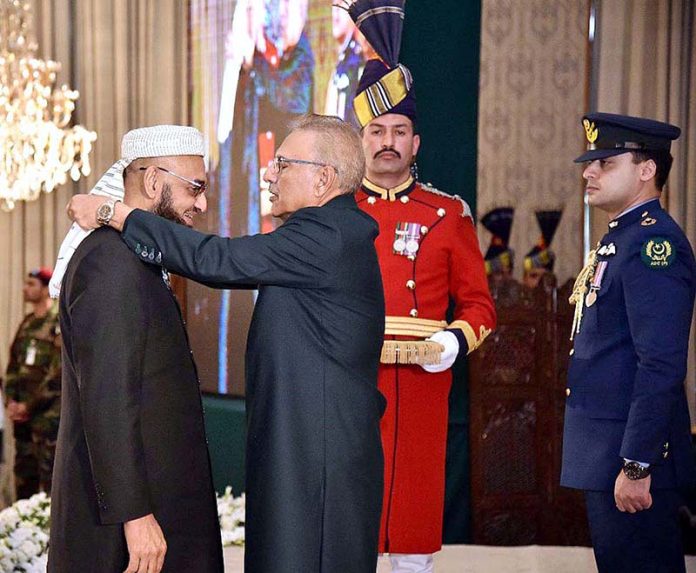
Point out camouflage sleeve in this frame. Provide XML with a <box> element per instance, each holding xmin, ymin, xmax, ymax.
<box><xmin>4</xmin><ymin>321</ymin><xmax>27</xmax><ymax>402</ymax></box>
<box><xmin>25</xmin><ymin>340</ymin><xmax>61</xmax><ymax>416</ymax></box>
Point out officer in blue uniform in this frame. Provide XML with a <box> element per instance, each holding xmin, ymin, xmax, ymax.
<box><xmin>562</xmin><ymin>112</ymin><xmax>696</xmax><ymax>573</ymax></box>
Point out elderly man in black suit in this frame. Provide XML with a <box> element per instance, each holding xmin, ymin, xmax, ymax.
<box><xmin>49</xmin><ymin>126</ymin><xmax>224</xmax><ymax>573</ymax></box>
<box><xmin>69</xmin><ymin>113</ymin><xmax>386</xmax><ymax>573</ymax></box>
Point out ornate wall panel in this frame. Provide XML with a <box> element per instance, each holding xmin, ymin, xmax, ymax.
<box><xmin>477</xmin><ymin>0</ymin><xmax>590</xmax><ymax>285</ymax></box>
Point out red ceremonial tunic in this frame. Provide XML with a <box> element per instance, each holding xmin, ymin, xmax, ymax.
<box><xmin>357</xmin><ymin>178</ymin><xmax>495</xmax><ymax>553</ymax></box>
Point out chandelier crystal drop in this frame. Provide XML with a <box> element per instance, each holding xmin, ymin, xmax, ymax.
<box><xmin>0</xmin><ymin>0</ymin><xmax>96</xmax><ymax>211</ymax></box>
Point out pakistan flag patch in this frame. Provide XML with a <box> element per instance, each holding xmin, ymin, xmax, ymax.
<box><xmin>641</xmin><ymin>237</ymin><xmax>675</xmax><ymax>269</ymax></box>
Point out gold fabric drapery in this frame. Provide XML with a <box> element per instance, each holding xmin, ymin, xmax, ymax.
<box><xmin>0</xmin><ymin>0</ymin><xmax>187</xmax><ymax>504</ymax></box>
<box><xmin>591</xmin><ymin>0</ymin><xmax>696</xmax><ymax>418</ymax></box>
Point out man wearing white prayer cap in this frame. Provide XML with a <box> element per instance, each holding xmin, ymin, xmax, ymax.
<box><xmin>50</xmin><ymin>125</ymin><xmax>209</xmax><ymax>297</ymax></box>
<box><xmin>68</xmin><ymin>114</ymin><xmax>386</xmax><ymax>573</ymax></box>
<box><xmin>48</xmin><ymin>125</ymin><xmax>224</xmax><ymax>573</ymax></box>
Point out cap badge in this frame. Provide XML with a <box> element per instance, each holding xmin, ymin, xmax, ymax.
<box><xmin>583</xmin><ymin>119</ymin><xmax>598</xmax><ymax>144</ymax></box>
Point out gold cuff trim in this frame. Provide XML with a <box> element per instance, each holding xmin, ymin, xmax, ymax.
<box><xmin>449</xmin><ymin>320</ymin><xmax>492</xmax><ymax>354</ymax></box>
<box><xmin>384</xmin><ymin>316</ymin><xmax>447</xmax><ymax>337</ymax></box>
<box><xmin>380</xmin><ymin>340</ymin><xmax>444</xmax><ymax>365</ymax></box>
<box><xmin>353</xmin><ymin>65</ymin><xmax>411</xmax><ymax>128</ymax></box>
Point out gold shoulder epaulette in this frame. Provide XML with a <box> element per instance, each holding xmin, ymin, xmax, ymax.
<box><xmin>421</xmin><ymin>183</ymin><xmax>472</xmax><ymax>218</ymax></box>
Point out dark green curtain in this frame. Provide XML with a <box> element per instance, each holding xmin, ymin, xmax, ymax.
<box><xmin>401</xmin><ymin>0</ymin><xmax>482</xmax><ymax>544</ymax></box>
<box><xmin>203</xmin><ymin>395</ymin><xmax>246</xmax><ymax>495</ymax></box>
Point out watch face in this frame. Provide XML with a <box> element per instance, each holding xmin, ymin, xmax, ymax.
<box><xmin>623</xmin><ymin>462</ymin><xmax>650</xmax><ymax>480</ymax></box>
<box><xmin>97</xmin><ymin>202</ymin><xmax>113</xmax><ymax>222</ymax></box>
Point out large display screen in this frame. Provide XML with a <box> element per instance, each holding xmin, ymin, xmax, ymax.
<box><xmin>188</xmin><ymin>0</ymin><xmax>370</xmax><ymax>395</ymax></box>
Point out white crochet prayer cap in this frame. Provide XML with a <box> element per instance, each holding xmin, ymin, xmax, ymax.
<box><xmin>50</xmin><ymin>125</ymin><xmax>206</xmax><ymax>298</ymax></box>
<box><xmin>121</xmin><ymin>125</ymin><xmax>205</xmax><ymax>159</ymax></box>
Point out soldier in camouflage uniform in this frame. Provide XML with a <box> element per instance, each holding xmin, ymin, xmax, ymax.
<box><xmin>4</xmin><ymin>268</ymin><xmax>61</xmax><ymax>499</ymax></box>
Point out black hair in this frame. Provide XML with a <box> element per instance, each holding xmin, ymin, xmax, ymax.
<box><xmin>630</xmin><ymin>149</ymin><xmax>673</xmax><ymax>190</ymax></box>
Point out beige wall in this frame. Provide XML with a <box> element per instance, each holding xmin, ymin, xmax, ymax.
<box><xmin>477</xmin><ymin>0</ymin><xmax>590</xmax><ymax>285</ymax></box>
<box><xmin>0</xmin><ymin>0</ymin><xmax>188</xmax><ymax>375</ymax></box>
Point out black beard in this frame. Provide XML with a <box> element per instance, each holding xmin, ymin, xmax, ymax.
<box><xmin>153</xmin><ymin>183</ymin><xmax>187</xmax><ymax>226</ymax></box>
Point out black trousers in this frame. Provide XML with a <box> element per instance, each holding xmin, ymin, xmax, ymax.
<box><xmin>585</xmin><ymin>489</ymin><xmax>685</xmax><ymax>573</ymax></box>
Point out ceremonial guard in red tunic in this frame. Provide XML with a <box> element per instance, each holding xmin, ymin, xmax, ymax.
<box><xmin>345</xmin><ymin>2</ymin><xmax>496</xmax><ymax>570</ymax></box>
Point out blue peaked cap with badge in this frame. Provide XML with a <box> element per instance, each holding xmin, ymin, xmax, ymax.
<box><xmin>574</xmin><ymin>112</ymin><xmax>681</xmax><ymax>163</ymax></box>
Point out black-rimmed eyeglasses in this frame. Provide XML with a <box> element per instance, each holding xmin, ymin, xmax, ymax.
<box><xmin>138</xmin><ymin>166</ymin><xmax>207</xmax><ymax>195</ymax></box>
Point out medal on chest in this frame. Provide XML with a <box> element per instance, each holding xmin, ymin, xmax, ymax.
<box><xmin>569</xmin><ymin>241</ymin><xmax>615</xmax><ymax>339</ymax></box>
<box><xmin>393</xmin><ymin>222</ymin><xmax>423</xmax><ymax>258</ymax></box>
<box><xmin>585</xmin><ymin>260</ymin><xmax>608</xmax><ymax>307</ymax></box>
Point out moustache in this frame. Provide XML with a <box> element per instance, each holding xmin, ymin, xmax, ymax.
<box><xmin>375</xmin><ymin>148</ymin><xmax>401</xmax><ymax>159</ymax></box>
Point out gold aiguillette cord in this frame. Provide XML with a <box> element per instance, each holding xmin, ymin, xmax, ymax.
<box><xmin>568</xmin><ymin>246</ymin><xmax>598</xmax><ymax>340</ymax></box>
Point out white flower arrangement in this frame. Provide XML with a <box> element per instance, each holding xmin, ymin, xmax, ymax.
<box><xmin>0</xmin><ymin>487</ymin><xmax>245</xmax><ymax>569</ymax></box>
<box><xmin>217</xmin><ymin>486</ymin><xmax>246</xmax><ymax>547</ymax></box>
<box><xmin>0</xmin><ymin>492</ymin><xmax>50</xmax><ymax>573</ymax></box>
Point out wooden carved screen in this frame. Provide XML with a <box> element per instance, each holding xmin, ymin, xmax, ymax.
<box><xmin>469</xmin><ymin>277</ymin><xmax>591</xmax><ymax>546</ymax></box>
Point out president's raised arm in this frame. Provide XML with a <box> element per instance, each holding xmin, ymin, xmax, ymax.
<box><xmin>121</xmin><ymin>207</ymin><xmax>338</xmax><ymax>289</ymax></box>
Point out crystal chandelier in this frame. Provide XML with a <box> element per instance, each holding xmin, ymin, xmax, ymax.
<box><xmin>0</xmin><ymin>0</ymin><xmax>96</xmax><ymax>211</ymax></box>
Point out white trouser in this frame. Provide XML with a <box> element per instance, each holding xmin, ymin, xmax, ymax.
<box><xmin>390</xmin><ymin>553</ymin><xmax>434</xmax><ymax>573</ymax></box>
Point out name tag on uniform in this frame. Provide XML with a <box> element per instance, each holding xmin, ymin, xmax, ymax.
<box><xmin>393</xmin><ymin>222</ymin><xmax>422</xmax><ymax>257</ymax></box>
<box><xmin>25</xmin><ymin>341</ymin><xmax>37</xmax><ymax>366</ymax></box>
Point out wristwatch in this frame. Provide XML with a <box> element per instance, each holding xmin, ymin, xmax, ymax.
<box><xmin>96</xmin><ymin>199</ymin><xmax>118</xmax><ymax>226</ymax></box>
<box><xmin>622</xmin><ymin>460</ymin><xmax>651</xmax><ymax>480</ymax></box>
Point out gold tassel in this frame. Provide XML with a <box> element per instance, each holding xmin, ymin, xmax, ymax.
<box><xmin>380</xmin><ymin>340</ymin><xmax>445</xmax><ymax>365</ymax></box>
<box><xmin>568</xmin><ymin>246</ymin><xmax>598</xmax><ymax>340</ymax></box>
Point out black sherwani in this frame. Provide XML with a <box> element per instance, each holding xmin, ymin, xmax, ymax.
<box><xmin>48</xmin><ymin>228</ymin><xmax>223</xmax><ymax>572</ymax></box>
<box><xmin>121</xmin><ymin>193</ymin><xmax>386</xmax><ymax>573</ymax></box>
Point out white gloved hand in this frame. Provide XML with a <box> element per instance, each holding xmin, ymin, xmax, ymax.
<box><xmin>421</xmin><ymin>330</ymin><xmax>460</xmax><ymax>373</ymax></box>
